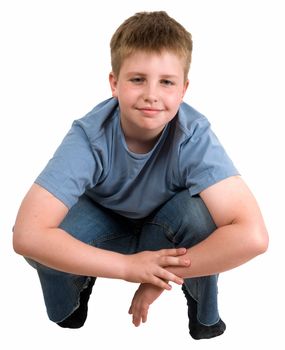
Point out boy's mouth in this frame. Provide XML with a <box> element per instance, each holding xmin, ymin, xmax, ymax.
<box><xmin>136</xmin><ymin>107</ymin><xmax>163</xmax><ymax>116</ymax></box>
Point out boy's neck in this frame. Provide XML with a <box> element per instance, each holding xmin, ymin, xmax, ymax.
<box><xmin>120</xmin><ymin>118</ymin><xmax>166</xmax><ymax>154</ymax></box>
<box><xmin>124</xmin><ymin>133</ymin><xmax>162</xmax><ymax>154</ymax></box>
<box><xmin>122</xmin><ymin>127</ymin><xmax>164</xmax><ymax>154</ymax></box>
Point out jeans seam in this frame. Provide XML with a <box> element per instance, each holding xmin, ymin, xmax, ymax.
<box><xmin>88</xmin><ymin>231</ymin><xmax>136</xmax><ymax>246</ymax></box>
<box><xmin>145</xmin><ymin>221</ymin><xmax>176</xmax><ymax>244</ymax></box>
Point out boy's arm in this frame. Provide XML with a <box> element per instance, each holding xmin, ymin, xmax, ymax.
<box><xmin>13</xmin><ymin>184</ymin><xmax>190</xmax><ymax>290</ymax></box>
<box><xmin>168</xmin><ymin>176</ymin><xmax>269</xmax><ymax>278</ymax></box>
<box><xmin>128</xmin><ymin>176</ymin><xmax>269</xmax><ymax>326</ymax></box>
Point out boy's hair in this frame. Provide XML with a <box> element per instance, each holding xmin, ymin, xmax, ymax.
<box><xmin>110</xmin><ymin>11</ymin><xmax>193</xmax><ymax>81</ymax></box>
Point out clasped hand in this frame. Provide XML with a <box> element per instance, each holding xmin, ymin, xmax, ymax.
<box><xmin>125</xmin><ymin>247</ymin><xmax>190</xmax><ymax>326</ymax></box>
<box><xmin>124</xmin><ymin>247</ymin><xmax>189</xmax><ymax>290</ymax></box>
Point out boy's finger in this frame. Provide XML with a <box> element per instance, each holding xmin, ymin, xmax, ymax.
<box><xmin>151</xmin><ymin>276</ymin><xmax>172</xmax><ymax>290</ymax></box>
<box><xmin>160</xmin><ymin>255</ymin><xmax>190</xmax><ymax>267</ymax></box>
<box><xmin>175</xmin><ymin>247</ymin><xmax>187</xmax><ymax>255</ymax></box>
<box><xmin>142</xmin><ymin>310</ymin><xmax>148</xmax><ymax>323</ymax></box>
<box><xmin>152</xmin><ymin>272</ymin><xmax>182</xmax><ymax>287</ymax></box>
<box><xmin>160</xmin><ymin>247</ymin><xmax>187</xmax><ymax>257</ymax></box>
<box><xmin>133</xmin><ymin>314</ymin><xmax>141</xmax><ymax>327</ymax></box>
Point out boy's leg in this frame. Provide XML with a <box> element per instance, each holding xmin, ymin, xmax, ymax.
<box><xmin>139</xmin><ymin>190</ymin><xmax>226</xmax><ymax>339</ymax></box>
<box><xmin>26</xmin><ymin>194</ymin><xmax>140</xmax><ymax>327</ymax></box>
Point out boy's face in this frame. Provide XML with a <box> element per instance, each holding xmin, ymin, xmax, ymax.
<box><xmin>109</xmin><ymin>50</ymin><xmax>189</xmax><ymax>142</ymax></box>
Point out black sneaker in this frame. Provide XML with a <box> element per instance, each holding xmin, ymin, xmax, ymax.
<box><xmin>57</xmin><ymin>278</ymin><xmax>95</xmax><ymax>329</ymax></box>
<box><xmin>181</xmin><ymin>284</ymin><xmax>226</xmax><ymax>340</ymax></box>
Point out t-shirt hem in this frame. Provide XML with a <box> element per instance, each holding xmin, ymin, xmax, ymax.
<box><xmin>35</xmin><ymin>177</ymin><xmax>74</xmax><ymax>209</ymax></box>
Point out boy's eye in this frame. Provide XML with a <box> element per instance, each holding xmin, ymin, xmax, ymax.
<box><xmin>130</xmin><ymin>77</ymin><xmax>145</xmax><ymax>84</ymax></box>
<box><xmin>160</xmin><ymin>79</ymin><xmax>174</xmax><ymax>86</ymax></box>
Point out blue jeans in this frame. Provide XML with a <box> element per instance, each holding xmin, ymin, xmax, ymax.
<box><xmin>27</xmin><ymin>190</ymin><xmax>220</xmax><ymax>326</ymax></box>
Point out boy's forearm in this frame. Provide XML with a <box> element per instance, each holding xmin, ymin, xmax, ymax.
<box><xmin>167</xmin><ymin>223</ymin><xmax>268</xmax><ymax>278</ymax></box>
<box><xmin>14</xmin><ymin>227</ymin><xmax>127</xmax><ymax>279</ymax></box>
<box><xmin>14</xmin><ymin>226</ymin><xmax>188</xmax><ymax>288</ymax></box>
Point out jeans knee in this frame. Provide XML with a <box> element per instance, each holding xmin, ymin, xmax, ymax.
<box><xmin>159</xmin><ymin>191</ymin><xmax>217</xmax><ymax>247</ymax></box>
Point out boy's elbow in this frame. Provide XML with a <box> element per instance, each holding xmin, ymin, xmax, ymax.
<box><xmin>249</xmin><ymin>224</ymin><xmax>269</xmax><ymax>257</ymax></box>
<box><xmin>13</xmin><ymin>232</ymin><xmax>24</xmax><ymax>256</ymax></box>
<box><xmin>12</xmin><ymin>226</ymin><xmax>30</xmax><ymax>256</ymax></box>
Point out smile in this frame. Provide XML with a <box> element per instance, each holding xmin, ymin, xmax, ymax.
<box><xmin>136</xmin><ymin>108</ymin><xmax>163</xmax><ymax>116</ymax></box>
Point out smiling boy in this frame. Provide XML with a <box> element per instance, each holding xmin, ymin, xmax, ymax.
<box><xmin>13</xmin><ymin>11</ymin><xmax>268</xmax><ymax>340</ymax></box>
<box><xmin>109</xmin><ymin>50</ymin><xmax>188</xmax><ymax>154</ymax></box>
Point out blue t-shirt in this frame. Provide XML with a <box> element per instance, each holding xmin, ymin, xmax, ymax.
<box><xmin>35</xmin><ymin>98</ymin><xmax>239</xmax><ymax>218</ymax></box>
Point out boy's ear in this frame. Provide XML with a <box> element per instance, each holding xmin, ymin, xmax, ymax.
<box><xmin>182</xmin><ymin>79</ymin><xmax>190</xmax><ymax>100</ymax></box>
<box><xmin>109</xmin><ymin>72</ymin><xmax>118</xmax><ymax>97</ymax></box>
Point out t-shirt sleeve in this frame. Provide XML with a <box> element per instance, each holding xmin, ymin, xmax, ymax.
<box><xmin>35</xmin><ymin>123</ymin><xmax>101</xmax><ymax>208</ymax></box>
<box><xmin>179</xmin><ymin>117</ymin><xmax>239</xmax><ymax>196</ymax></box>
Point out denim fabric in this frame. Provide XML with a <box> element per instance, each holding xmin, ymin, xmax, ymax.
<box><xmin>27</xmin><ymin>190</ymin><xmax>219</xmax><ymax>325</ymax></box>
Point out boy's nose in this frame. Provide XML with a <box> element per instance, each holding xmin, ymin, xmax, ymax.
<box><xmin>143</xmin><ymin>83</ymin><xmax>158</xmax><ymax>103</ymax></box>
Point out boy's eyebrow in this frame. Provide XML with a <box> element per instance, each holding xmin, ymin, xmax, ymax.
<box><xmin>126</xmin><ymin>72</ymin><xmax>179</xmax><ymax>79</ymax></box>
<box><xmin>160</xmin><ymin>74</ymin><xmax>179</xmax><ymax>79</ymax></box>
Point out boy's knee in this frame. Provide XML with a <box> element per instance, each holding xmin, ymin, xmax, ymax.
<box><xmin>160</xmin><ymin>191</ymin><xmax>217</xmax><ymax>247</ymax></box>
<box><xmin>56</xmin><ymin>277</ymin><xmax>95</xmax><ymax>329</ymax></box>
<box><xmin>181</xmin><ymin>194</ymin><xmax>216</xmax><ymax>235</ymax></box>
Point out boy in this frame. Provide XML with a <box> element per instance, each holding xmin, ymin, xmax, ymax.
<box><xmin>13</xmin><ymin>11</ymin><xmax>268</xmax><ymax>340</ymax></box>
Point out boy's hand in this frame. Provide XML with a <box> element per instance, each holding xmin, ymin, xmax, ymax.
<box><xmin>123</xmin><ymin>248</ymin><xmax>190</xmax><ymax>290</ymax></box>
<box><xmin>128</xmin><ymin>283</ymin><xmax>164</xmax><ymax>327</ymax></box>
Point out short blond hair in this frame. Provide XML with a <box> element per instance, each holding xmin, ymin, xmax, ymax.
<box><xmin>110</xmin><ymin>11</ymin><xmax>193</xmax><ymax>81</ymax></box>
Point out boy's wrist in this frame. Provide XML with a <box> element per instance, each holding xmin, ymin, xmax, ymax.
<box><xmin>119</xmin><ymin>253</ymin><xmax>130</xmax><ymax>281</ymax></box>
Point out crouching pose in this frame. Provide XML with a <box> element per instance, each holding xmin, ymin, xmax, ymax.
<box><xmin>13</xmin><ymin>11</ymin><xmax>268</xmax><ymax>340</ymax></box>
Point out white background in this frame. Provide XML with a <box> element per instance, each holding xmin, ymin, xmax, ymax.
<box><xmin>1</xmin><ymin>0</ymin><xmax>284</xmax><ymax>349</ymax></box>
